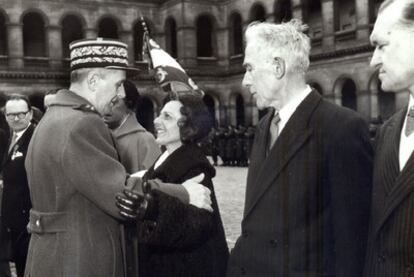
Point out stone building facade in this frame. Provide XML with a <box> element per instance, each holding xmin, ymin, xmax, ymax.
<box><xmin>0</xmin><ymin>0</ymin><xmax>399</xmax><ymax>128</ymax></box>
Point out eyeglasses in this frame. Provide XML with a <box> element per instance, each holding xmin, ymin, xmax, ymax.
<box><xmin>6</xmin><ymin>111</ymin><xmax>30</xmax><ymax>120</ymax></box>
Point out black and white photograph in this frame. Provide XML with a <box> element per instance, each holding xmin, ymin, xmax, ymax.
<box><xmin>1</xmin><ymin>0</ymin><xmax>413</xmax><ymax>276</ymax></box>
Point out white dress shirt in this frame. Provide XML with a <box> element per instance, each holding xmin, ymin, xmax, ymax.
<box><xmin>399</xmin><ymin>95</ymin><xmax>414</xmax><ymax>171</ymax></box>
<box><xmin>277</xmin><ymin>85</ymin><xmax>312</xmax><ymax>135</ymax></box>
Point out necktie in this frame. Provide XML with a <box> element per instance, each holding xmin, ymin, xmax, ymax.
<box><xmin>268</xmin><ymin>111</ymin><xmax>281</xmax><ymax>150</ymax></box>
<box><xmin>8</xmin><ymin>132</ymin><xmax>17</xmax><ymax>153</ymax></box>
<box><xmin>405</xmin><ymin>106</ymin><xmax>414</xmax><ymax>137</ymax></box>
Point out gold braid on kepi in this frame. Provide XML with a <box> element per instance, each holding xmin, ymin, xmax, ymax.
<box><xmin>69</xmin><ymin>37</ymin><xmax>139</xmax><ymax>73</ymax></box>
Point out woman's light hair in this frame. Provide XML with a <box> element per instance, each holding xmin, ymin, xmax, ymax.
<box><xmin>245</xmin><ymin>19</ymin><xmax>311</xmax><ymax>74</ymax></box>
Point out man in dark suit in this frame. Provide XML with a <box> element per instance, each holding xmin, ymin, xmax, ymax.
<box><xmin>364</xmin><ymin>1</ymin><xmax>414</xmax><ymax>276</ymax></box>
<box><xmin>1</xmin><ymin>94</ymin><xmax>34</xmax><ymax>277</ymax></box>
<box><xmin>226</xmin><ymin>19</ymin><xmax>373</xmax><ymax>277</ymax></box>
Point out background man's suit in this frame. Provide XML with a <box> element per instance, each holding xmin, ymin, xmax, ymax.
<box><xmin>364</xmin><ymin>108</ymin><xmax>414</xmax><ymax>277</ymax></box>
<box><xmin>1</xmin><ymin>124</ymin><xmax>34</xmax><ymax>277</ymax></box>
<box><xmin>227</xmin><ymin>90</ymin><xmax>373</xmax><ymax>277</ymax></box>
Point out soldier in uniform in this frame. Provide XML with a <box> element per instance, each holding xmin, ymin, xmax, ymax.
<box><xmin>24</xmin><ymin>38</ymin><xmax>211</xmax><ymax>277</ymax></box>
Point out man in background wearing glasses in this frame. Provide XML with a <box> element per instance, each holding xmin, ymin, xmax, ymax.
<box><xmin>0</xmin><ymin>94</ymin><xmax>34</xmax><ymax>277</ymax></box>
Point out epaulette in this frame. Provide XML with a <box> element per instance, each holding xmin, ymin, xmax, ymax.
<box><xmin>73</xmin><ymin>104</ymin><xmax>99</xmax><ymax>114</ymax></box>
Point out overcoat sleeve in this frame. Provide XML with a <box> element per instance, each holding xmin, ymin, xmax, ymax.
<box><xmin>62</xmin><ymin>115</ymin><xmax>128</xmax><ymax>220</ymax></box>
<box><xmin>138</xmin><ymin>167</ymin><xmax>215</xmax><ymax>249</ymax></box>
<box><xmin>327</xmin><ymin>116</ymin><xmax>373</xmax><ymax>277</ymax></box>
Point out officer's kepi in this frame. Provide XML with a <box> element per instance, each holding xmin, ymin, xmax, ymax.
<box><xmin>69</xmin><ymin>37</ymin><xmax>139</xmax><ymax>74</ymax></box>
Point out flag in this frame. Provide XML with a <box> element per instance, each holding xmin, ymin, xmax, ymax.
<box><xmin>141</xmin><ymin>23</ymin><xmax>204</xmax><ymax>98</ymax></box>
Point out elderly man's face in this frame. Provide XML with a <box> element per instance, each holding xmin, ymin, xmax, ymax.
<box><xmin>242</xmin><ymin>41</ymin><xmax>282</xmax><ymax>110</ymax></box>
<box><xmin>370</xmin><ymin>1</ymin><xmax>414</xmax><ymax>93</ymax></box>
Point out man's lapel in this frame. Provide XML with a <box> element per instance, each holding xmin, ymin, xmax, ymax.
<box><xmin>244</xmin><ymin>109</ymin><xmax>273</xmax><ymax>215</ymax></box>
<box><xmin>243</xmin><ymin>91</ymin><xmax>320</xmax><ymax>219</ymax></box>
<box><xmin>374</xmin><ymin>109</ymin><xmax>414</xmax><ymax>235</ymax></box>
<box><xmin>6</xmin><ymin>124</ymin><xmax>34</xmax><ymax>161</ymax></box>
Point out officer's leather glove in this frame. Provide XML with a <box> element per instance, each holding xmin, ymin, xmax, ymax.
<box><xmin>116</xmin><ymin>179</ymin><xmax>159</xmax><ymax>221</ymax></box>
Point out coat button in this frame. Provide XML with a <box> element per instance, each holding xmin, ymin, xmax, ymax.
<box><xmin>269</xmin><ymin>239</ymin><xmax>278</xmax><ymax>248</ymax></box>
<box><xmin>240</xmin><ymin>267</ymin><xmax>246</xmax><ymax>275</ymax></box>
<box><xmin>242</xmin><ymin>231</ymin><xmax>248</xmax><ymax>238</ymax></box>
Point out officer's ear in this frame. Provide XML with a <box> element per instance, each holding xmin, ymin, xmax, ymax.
<box><xmin>273</xmin><ymin>57</ymin><xmax>285</xmax><ymax>79</ymax></box>
<box><xmin>86</xmin><ymin>70</ymin><xmax>101</xmax><ymax>92</ymax></box>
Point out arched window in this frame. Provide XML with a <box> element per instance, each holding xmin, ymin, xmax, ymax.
<box><xmin>165</xmin><ymin>17</ymin><xmax>177</xmax><ymax>58</ymax></box>
<box><xmin>197</xmin><ymin>15</ymin><xmax>214</xmax><ymax>57</ymax></box>
<box><xmin>98</xmin><ymin>17</ymin><xmax>118</xmax><ymax>39</ymax></box>
<box><xmin>136</xmin><ymin>96</ymin><xmax>155</xmax><ymax>134</ymax></box>
<box><xmin>341</xmin><ymin>79</ymin><xmax>357</xmax><ymax>111</ymax></box>
<box><xmin>306</xmin><ymin>0</ymin><xmax>323</xmax><ymax>39</ymax></box>
<box><xmin>236</xmin><ymin>94</ymin><xmax>245</xmax><ymax>126</ymax></box>
<box><xmin>61</xmin><ymin>15</ymin><xmax>84</xmax><ymax>58</ymax></box>
<box><xmin>203</xmin><ymin>94</ymin><xmax>216</xmax><ymax>124</ymax></box>
<box><xmin>274</xmin><ymin>0</ymin><xmax>292</xmax><ymax>23</ymax></box>
<box><xmin>249</xmin><ymin>3</ymin><xmax>266</xmax><ymax>22</ymax></box>
<box><xmin>0</xmin><ymin>12</ymin><xmax>7</xmax><ymax>56</ymax></box>
<box><xmin>229</xmin><ymin>12</ymin><xmax>243</xmax><ymax>56</ymax></box>
<box><xmin>133</xmin><ymin>19</ymin><xmax>152</xmax><ymax>62</ymax></box>
<box><xmin>334</xmin><ymin>0</ymin><xmax>356</xmax><ymax>31</ymax></box>
<box><xmin>23</xmin><ymin>12</ymin><xmax>46</xmax><ymax>57</ymax></box>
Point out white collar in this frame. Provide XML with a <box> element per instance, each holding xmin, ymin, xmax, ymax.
<box><xmin>13</xmin><ymin>123</ymin><xmax>31</xmax><ymax>141</ymax></box>
<box><xmin>276</xmin><ymin>86</ymin><xmax>312</xmax><ymax>133</ymax></box>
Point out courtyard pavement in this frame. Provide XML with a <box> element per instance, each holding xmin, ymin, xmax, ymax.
<box><xmin>212</xmin><ymin>165</ymin><xmax>248</xmax><ymax>250</ymax></box>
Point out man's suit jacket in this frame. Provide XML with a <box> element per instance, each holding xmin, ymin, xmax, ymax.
<box><xmin>0</xmin><ymin>128</ymin><xmax>8</xmax><ymax>171</ymax></box>
<box><xmin>227</xmin><ymin>91</ymin><xmax>373</xmax><ymax>277</ymax></box>
<box><xmin>364</xmin><ymin>108</ymin><xmax>414</xmax><ymax>277</ymax></box>
<box><xmin>1</xmin><ymin>124</ymin><xmax>34</xmax><ymax>233</ymax></box>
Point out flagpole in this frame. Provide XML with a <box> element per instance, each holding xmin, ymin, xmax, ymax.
<box><xmin>139</xmin><ymin>16</ymin><xmax>152</xmax><ymax>70</ymax></box>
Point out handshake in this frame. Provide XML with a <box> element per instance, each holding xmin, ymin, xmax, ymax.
<box><xmin>115</xmin><ymin>173</ymin><xmax>213</xmax><ymax>221</ymax></box>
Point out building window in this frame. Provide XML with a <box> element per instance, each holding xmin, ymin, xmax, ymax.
<box><xmin>249</xmin><ymin>3</ymin><xmax>266</xmax><ymax>22</ymax></box>
<box><xmin>236</xmin><ymin>94</ymin><xmax>245</xmax><ymax>126</ymax></box>
<box><xmin>23</xmin><ymin>12</ymin><xmax>46</xmax><ymax>57</ymax></box>
<box><xmin>274</xmin><ymin>0</ymin><xmax>292</xmax><ymax>23</ymax></box>
<box><xmin>98</xmin><ymin>17</ymin><xmax>119</xmax><ymax>39</ymax></box>
<box><xmin>165</xmin><ymin>17</ymin><xmax>177</xmax><ymax>58</ymax></box>
<box><xmin>197</xmin><ymin>15</ymin><xmax>214</xmax><ymax>57</ymax></box>
<box><xmin>305</xmin><ymin>0</ymin><xmax>323</xmax><ymax>40</ymax></box>
<box><xmin>203</xmin><ymin>94</ymin><xmax>217</xmax><ymax>125</ymax></box>
<box><xmin>61</xmin><ymin>15</ymin><xmax>84</xmax><ymax>58</ymax></box>
<box><xmin>334</xmin><ymin>0</ymin><xmax>356</xmax><ymax>31</ymax></box>
<box><xmin>229</xmin><ymin>12</ymin><xmax>243</xmax><ymax>56</ymax></box>
<box><xmin>341</xmin><ymin>79</ymin><xmax>357</xmax><ymax>111</ymax></box>
<box><xmin>0</xmin><ymin>13</ymin><xmax>7</xmax><ymax>56</ymax></box>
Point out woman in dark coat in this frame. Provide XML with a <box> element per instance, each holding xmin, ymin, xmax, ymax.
<box><xmin>117</xmin><ymin>93</ymin><xmax>229</xmax><ymax>277</ymax></box>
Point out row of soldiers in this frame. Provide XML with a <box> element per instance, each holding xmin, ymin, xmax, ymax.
<box><xmin>203</xmin><ymin>125</ymin><xmax>256</xmax><ymax>167</ymax></box>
